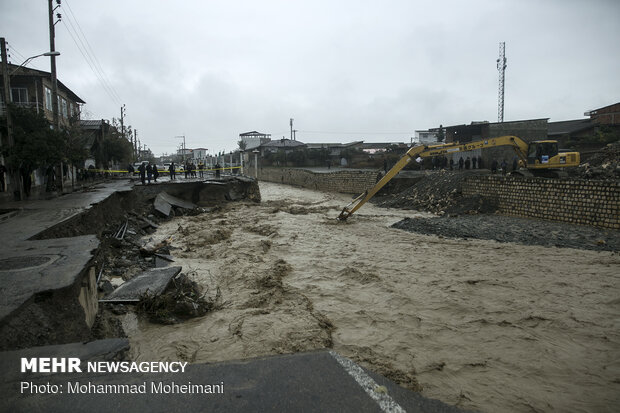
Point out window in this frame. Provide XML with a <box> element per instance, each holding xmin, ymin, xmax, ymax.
<box><xmin>61</xmin><ymin>98</ymin><xmax>68</xmax><ymax>118</ymax></box>
<box><xmin>11</xmin><ymin>88</ymin><xmax>28</xmax><ymax>104</ymax></box>
<box><xmin>45</xmin><ymin>87</ymin><xmax>52</xmax><ymax>110</ymax></box>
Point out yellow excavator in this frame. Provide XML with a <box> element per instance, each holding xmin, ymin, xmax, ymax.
<box><xmin>337</xmin><ymin>135</ymin><xmax>580</xmax><ymax>220</ymax></box>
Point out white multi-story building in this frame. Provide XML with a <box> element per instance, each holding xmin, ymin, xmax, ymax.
<box><xmin>414</xmin><ymin>130</ymin><xmax>439</xmax><ymax>145</ymax></box>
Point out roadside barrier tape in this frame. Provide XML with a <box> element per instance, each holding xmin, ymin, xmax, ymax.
<box><xmin>86</xmin><ymin>166</ymin><xmax>243</xmax><ymax>173</ymax></box>
<box><xmin>329</xmin><ymin>350</ymin><xmax>406</xmax><ymax>413</ymax></box>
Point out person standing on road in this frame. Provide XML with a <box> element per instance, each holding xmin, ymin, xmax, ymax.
<box><xmin>458</xmin><ymin>157</ymin><xmax>464</xmax><ymax>170</ymax></box>
<box><xmin>199</xmin><ymin>161</ymin><xmax>204</xmax><ymax>178</ymax></box>
<box><xmin>146</xmin><ymin>163</ymin><xmax>153</xmax><ymax>184</ymax></box>
<box><xmin>501</xmin><ymin>159</ymin><xmax>508</xmax><ymax>175</ymax></box>
<box><xmin>478</xmin><ymin>156</ymin><xmax>484</xmax><ymax>169</ymax></box>
<box><xmin>491</xmin><ymin>159</ymin><xmax>498</xmax><ymax>174</ymax></box>
<box><xmin>465</xmin><ymin>157</ymin><xmax>471</xmax><ymax>170</ymax></box>
<box><xmin>138</xmin><ymin>163</ymin><xmax>146</xmax><ymax>185</ymax></box>
<box><xmin>169</xmin><ymin>163</ymin><xmax>176</xmax><ymax>180</ymax></box>
<box><xmin>449</xmin><ymin>158</ymin><xmax>454</xmax><ymax>171</ymax></box>
<box><xmin>472</xmin><ymin>156</ymin><xmax>477</xmax><ymax>169</ymax></box>
<box><xmin>153</xmin><ymin>165</ymin><xmax>159</xmax><ymax>182</ymax></box>
<box><xmin>215</xmin><ymin>162</ymin><xmax>221</xmax><ymax>178</ymax></box>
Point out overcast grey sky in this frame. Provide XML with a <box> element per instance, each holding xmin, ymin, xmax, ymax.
<box><xmin>2</xmin><ymin>0</ymin><xmax>619</xmax><ymax>155</ymax></box>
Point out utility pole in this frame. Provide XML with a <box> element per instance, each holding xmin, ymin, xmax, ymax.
<box><xmin>49</xmin><ymin>0</ymin><xmax>62</xmax><ymax>192</ymax></box>
<box><xmin>290</xmin><ymin>118</ymin><xmax>294</xmax><ymax>140</ymax></box>
<box><xmin>134</xmin><ymin>129</ymin><xmax>138</xmax><ymax>161</ymax></box>
<box><xmin>497</xmin><ymin>41</ymin><xmax>507</xmax><ymax>123</ymax></box>
<box><xmin>48</xmin><ymin>0</ymin><xmax>60</xmax><ymax>129</ymax></box>
<box><xmin>120</xmin><ymin>104</ymin><xmax>126</xmax><ymax>139</ymax></box>
<box><xmin>293</xmin><ymin>129</ymin><xmax>297</xmax><ymax>140</ymax></box>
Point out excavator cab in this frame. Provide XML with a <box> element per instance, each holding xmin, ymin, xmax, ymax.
<box><xmin>527</xmin><ymin>141</ymin><xmax>559</xmax><ymax>166</ymax></box>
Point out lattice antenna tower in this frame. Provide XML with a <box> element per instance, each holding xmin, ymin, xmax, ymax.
<box><xmin>496</xmin><ymin>42</ymin><xmax>507</xmax><ymax>122</ymax></box>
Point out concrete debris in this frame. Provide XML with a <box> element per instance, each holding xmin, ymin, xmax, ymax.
<box><xmin>100</xmin><ymin>266</ymin><xmax>182</xmax><ymax>302</ymax></box>
<box><xmin>376</xmin><ymin>170</ymin><xmax>492</xmax><ymax>215</ymax></box>
<box><xmin>154</xmin><ymin>191</ymin><xmax>197</xmax><ymax>217</ymax></box>
<box><xmin>136</xmin><ymin>272</ymin><xmax>222</xmax><ymax>324</ymax></box>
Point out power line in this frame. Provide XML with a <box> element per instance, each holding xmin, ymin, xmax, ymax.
<box><xmin>63</xmin><ymin>0</ymin><xmax>123</xmax><ymax>104</ymax></box>
<box><xmin>6</xmin><ymin>42</ymin><xmax>27</xmax><ymax>64</ymax></box>
<box><xmin>58</xmin><ymin>0</ymin><xmax>123</xmax><ymax>106</ymax></box>
<box><xmin>61</xmin><ymin>19</ymin><xmax>121</xmax><ymax>106</ymax></box>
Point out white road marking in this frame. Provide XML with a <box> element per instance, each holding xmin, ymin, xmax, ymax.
<box><xmin>329</xmin><ymin>350</ymin><xmax>407</xmax><ymax>413</ymax></box>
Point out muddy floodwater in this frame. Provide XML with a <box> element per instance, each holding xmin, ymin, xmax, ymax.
<box><xmin>125</xmin><ymin>182</ymin><xmax>620</xmax><ymax>412</ymax></box>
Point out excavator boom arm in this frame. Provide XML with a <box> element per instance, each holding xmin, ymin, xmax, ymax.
<box><xmin>337</xmin><ymin>135</ymin><xmax>530</xmax><ymax>221</ymax></box>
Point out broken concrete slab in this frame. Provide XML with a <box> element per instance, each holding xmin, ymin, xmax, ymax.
<box><xmin>101</xmin><ymin>266</ymin><xmax>182</xmax><ymax>302</ymax></box>
<box><xmin>154</xmin><ymin>191</ymin><xmax>197</xmax><ymax>217</ymax></box>
<box><xmin>154</xmin><ymin>253</ymin><xmax>175</xmax><ymax>268</ymax></box>
<box><xmin>0</xmin><ymin>236</ymin><xmax>100</xmax><ymax>350</ymax></box>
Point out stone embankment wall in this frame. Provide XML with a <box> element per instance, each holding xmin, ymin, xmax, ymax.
<box><xmin>256</xmin><ymin>167</ymin><xmax>381</xmax><ymax>194</ymax></box>
<box><xmin>462</xmin><ymin>176</ymin><xmax>620</xmax><ymax>229</ymax></box>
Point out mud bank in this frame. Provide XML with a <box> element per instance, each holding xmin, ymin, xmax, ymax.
<box><xmin>393</xmin><ymin>214</ymin><xmax>620</xmax><ymax>252</ymax></box>
<box><xmin>126</xmin><ymin>182</ymin><xmax>620</xmax><ymax>413</ymax></box>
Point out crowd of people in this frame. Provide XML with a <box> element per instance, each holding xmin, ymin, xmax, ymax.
<box><xmin>419</xmin><ymin>154</ymin><xmax>520</xmax><ymax>176</ymax></box>
<box><xmin>133</xmin><ymin>161</ymin><xmax>225</xmax><ymax>185</ymax></box>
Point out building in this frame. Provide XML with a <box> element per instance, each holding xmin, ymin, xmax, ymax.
<box><xmin>414</xmin><ymin>130</ymin><xmax>439</xmax><ymax>145</ymax></box>
<box><xmin>547</xmin><ymin>119</ymin><xmax>595</xmax><ymax>143</ymax></box>
<box><xmin>0</xmin><ymin>63</ymin><xmax>85</xmax><ymax>128</ymax></box>
<box><xmin>585</xmin><ymin>102</ymin><xmax>620</xmax><ymax>126</ymax></box>
<box><xmin>259</xmin><ymin>138</ymin><xmax>306</xmax><ymax>156</ymax></box>
<box><xmin>192</xmin><ymin>148</ymin><xmax>208</xmax><ymax>164</ymax></box>
<box><xmin>1</xmin><ymin>63</ymin><xmax>85</xmax><ymax>197</ymax></box>
<box><xmin>430</xmin><ymin>118</ymin><xmax>549</xmax><ymax>165</ymax></box>
<box><xmin>239</xmin><ymin>131</ymin><xmax>271</xmax><ymax>150</ymax></box>
<box><xmin>548</xmin><ymin>102</ymin><xmax>620</xmax><ymax>148</ymax></box>
<box><xmin>79</xmin><ymin>119</ymin><xmax>116</xmax><ymax>168</ymax></box>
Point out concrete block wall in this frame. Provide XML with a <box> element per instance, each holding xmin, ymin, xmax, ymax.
<box><xmin>256</xmin><ymin>167</ymin><xmax>381</xmax><ymax>194</ymax></box>
<box><xmin>462</xmin><ymin>176</ymin><xmax>620</xmax><ymax>229</ymax></box>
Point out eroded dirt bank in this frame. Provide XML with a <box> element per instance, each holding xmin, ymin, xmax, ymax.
<box><xmin>125</xmin><ymin>182</ymin><xmax>620</xmax><ymax>412</ymax></box>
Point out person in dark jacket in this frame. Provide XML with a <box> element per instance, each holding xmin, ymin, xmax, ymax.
<box><xmin>153</xmin><ymin>165</ymin><xmax>159</xmax><ymax>182</ymax></box>
<box><xmin>169</xmin><ymin>163</ymin><xmax>176</xmax><ymax>180</ymax></box>
<box><xmin>138</xmin><ymin>163</ymin><xmax>146</xmax><ymax>185</ymax></box>
<box><xmin>146</xmin><ymin>163</ymin><xmax>152</xmax><ymax>184</ymax></box>
<box><xmin>491</xmin><ymin>159</ymin><xmax>498</xmax><ymax>174</ymax></box>
<box><xmin>458</xmin><ymin>157</ymin><xmax>464</xmax><ymax>170</ymax></box>
<box><xmin>465</xmin><ymin>157</ymin><xmax>471</xmax><ymax>170</ymax></box>
<box><xmin>472</xmin><ymin>156</ymin><xmax>477</xmax><ymax>169</ymax></box>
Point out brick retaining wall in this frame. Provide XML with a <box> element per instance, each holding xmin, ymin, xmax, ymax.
<box><xmin>462</xmin><ymin>176</ymin><xmax>620</xmax><ymax>229</ymax></box>
<box><xmin>256</xmin><ymin>167</ymin><xmax>381</xmax><ymax>195</ymax></box>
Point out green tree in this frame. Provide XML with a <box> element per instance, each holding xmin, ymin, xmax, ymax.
<box><xmin>1</xmin><ymin>105</ymin><xmax>66</xmax><ymax>192</ymax></box>
<box><xmin>238</xmin><ymin>140</ymin><xmax>247</xmax><ymax>151</ymax></box>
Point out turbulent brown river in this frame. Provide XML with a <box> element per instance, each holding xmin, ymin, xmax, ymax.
<box><xmin>124</xmin><ymin>182</ymin><xmax>620</xmax><ymax>412</ymax></box>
